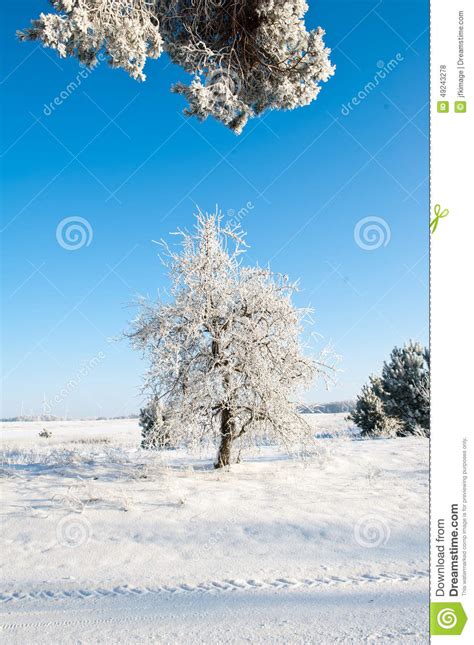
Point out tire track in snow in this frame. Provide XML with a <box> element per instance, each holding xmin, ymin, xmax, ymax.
<box><xmin>1</xmin><ymin>614</ymin><xmax>159</xmax><ymax>633</ymax></box>
<box><xmin>0</xmin><ymin>569</ymin><xmax>428</xmax><ymax>613</ymax></box>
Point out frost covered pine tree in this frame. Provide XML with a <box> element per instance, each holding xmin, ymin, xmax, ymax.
<box><xmin>350</xmin><ymin>342</ymin><xmax>430</xmax><ymax>438</ymax></box>
<box><xmin>348</xmin><ymin>376</ymin><xmax>401</xmax><ymax>437</ymax></box>
<box><xmin>379</xmin><ymin>341</ymin><xmax>430</xmax><ymax>437</ymax></box>
<box><xmin>19</xmin><ymin>1</ymin><xmax>334</xmax><ymax>133</ymax></box>
<box><xmin>129</xmin><ymin>210</ymin><xmax>333</xmax><ymax>468</ymax></box>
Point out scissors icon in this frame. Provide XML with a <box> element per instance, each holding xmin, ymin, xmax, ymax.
<box><xmin>430</xmin><ymin>204</ymin><xmax>449</xmax><ymax>234</ymax></box>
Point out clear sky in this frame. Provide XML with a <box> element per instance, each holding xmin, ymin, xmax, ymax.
<box><xmin>1</xmin><ymin>0</ymin><xmax>429</xmax><ymax>418</ymax></box>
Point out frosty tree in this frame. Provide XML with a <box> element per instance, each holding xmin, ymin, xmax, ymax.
<box><xmin>139</xmin><ymin>395</ymin><xmax>171</xmax><ymax>449</ymax></box>
<box><xmin>19</xmin><ymin>1</ymin><xmax>335</xmax><ymax>133</ymax></box>
<box><xmin>129</xmin><ymin>210</ymin><xmax>333</xmax><ymax>467</ymax></box>
<box><xmin>380</xmin><ymin>341</ymin><xmax>430</xmax><ymax>436</ymax></box>
<box><xmin>349</xmin><ymin>342</ymin><xmax>430</xmax><ymax>438</ymax></box>
<box><xmin>348</xmin><ymin>376</ymin><xmax>401</xmax><ymax>437</ymax></box>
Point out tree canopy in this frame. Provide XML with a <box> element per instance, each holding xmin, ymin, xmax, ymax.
<box><xmin>129</xmin><ymin>211</ymin><xmax>334</xmax><ymax>466</ymax></box>
<box><xmin>19</xmin><ymin>0</ymin><xmax>335</xmax><ymax>133</ymax></box>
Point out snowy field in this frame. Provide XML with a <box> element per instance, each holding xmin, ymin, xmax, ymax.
<box><xmin>0</xmin><ymin>414</ymin><xmax>429</xmax><ymax>643</ymax></box>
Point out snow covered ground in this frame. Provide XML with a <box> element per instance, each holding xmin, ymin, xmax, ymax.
<box><xmin>0</xmin><ymin>415</ymin><xmax>429</xmax><ymax>643</ymax></box>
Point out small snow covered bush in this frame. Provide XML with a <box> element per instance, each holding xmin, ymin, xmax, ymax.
<box><xmin>18</xmin><ymin>0</ymin><xmax>335</xmax><ymax>133</ymax></box>
<box><xmin>39</xmin><ymin>428</ymin><xmax>53</xmax><ymax>438</ymax></box>
<box><xmin>139</xmin><ymin>396</ymin><xmax>172</xmax><ymax>449</ymax></box>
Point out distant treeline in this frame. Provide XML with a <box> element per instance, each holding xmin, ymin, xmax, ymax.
<box><xmin>1</xmin><ymin>414</ymin><xmax>139</xmax><ymax>423</ymax></box>
<box><xmin>299</xmin><ymin>400</ymin><xmax>355</xmax><ymax>414</ymax></box>
<box><xmin>2</xmin><ymin>405</ymin><xmax>354</xmax><ymax>423</ymax></box>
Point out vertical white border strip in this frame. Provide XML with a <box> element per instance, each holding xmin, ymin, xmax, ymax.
<box><xmin>431</xmin><ymin>0</ymin><xmax>472</xmax><ymax>639</ymax></box>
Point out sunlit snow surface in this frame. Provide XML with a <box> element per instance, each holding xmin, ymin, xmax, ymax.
<box><xmin>1</xmin><ymin>414</ymin><xmax>428</xmax><ymax>643</ymax></box>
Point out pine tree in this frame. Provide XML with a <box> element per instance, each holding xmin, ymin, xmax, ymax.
<box><xmin>348</xmin><ymin>377</ymin><xmax>401</xmax><ymax>437</ymax></box>
<box><xmin>129</xmin><ymin>210</ymin><xmax>334</xmax><ymax>467</ymax></box>
<box><xmin>18</xmin><ymin>1</ymin><xmax>334</xmax><ymax>133</ymax></box>
<box><xmin>379</xmin><ymin>341</ymin><xmax>430</xmax><ymax>436</ymax></box>
<box><xmin>350</xmin><ymin>342</ymin><xmax>430</xmax><ymax>438</ymax></box>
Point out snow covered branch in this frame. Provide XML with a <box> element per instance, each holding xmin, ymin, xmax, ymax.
<box><xmin>19</xmin><ymin>1</ymin><xmax>335</xmax><ymax>132</ymax></box>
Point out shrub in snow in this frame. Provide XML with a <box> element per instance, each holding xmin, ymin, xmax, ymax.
<box><xmin>39</xmin><ymin>428</ymin><xmax>52</xmax><ymax>438</ymax></box>
<box><xmin>348</xmin><ymin>377</ymin><xmax>401</xmax><ymax>437</ymax></box>
<box><xmin>379</xmin><ymin>341</ymin><xmax>430</xmax><ymax>437</ymax></box>
<box><xmin>139</xmin><ymin>396</ymin><xmax>171</xmax><ymax>449</ymax></box>
<box><xmin>18</xmin><ymin>0</ymin><xmax>334</xmax><ymax>133</ymax></box>
<box><xmin>129</xmin><ymin>210</ymin><xmax>334</xmax><ymax>467</ymax></box>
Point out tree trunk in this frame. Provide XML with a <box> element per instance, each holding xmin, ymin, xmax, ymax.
<box><xmin>215</xmin><ymin>408</ymin><xmax>233</xmax><ymax>468</ymax></box>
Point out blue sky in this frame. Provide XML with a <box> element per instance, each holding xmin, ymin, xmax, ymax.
<box><xmin>0</xmin><ymin>0</ymin><xmax>429</xmax><ymax>418</ymax></box>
